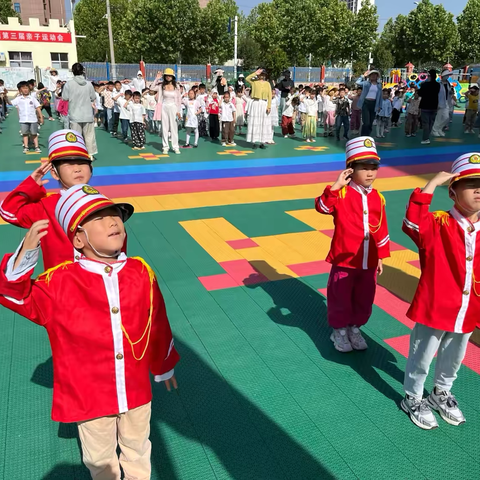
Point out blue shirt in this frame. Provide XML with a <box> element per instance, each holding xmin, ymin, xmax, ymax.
<box><xmin>355</xmin><ymin>77</ymin><xmax>383</xmax><ymax>111</ymax></box>
<box><xmin>377</xmin><ymin>98</ymin><xmax>393</xmax><ymax>117</ymax></box>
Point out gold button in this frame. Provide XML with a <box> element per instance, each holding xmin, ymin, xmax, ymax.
<box><xmin>363</xmin><ymin>210</ymin><xmax>368</xmax><ymax>215</ymax></box>
<box><xmin>116</xmin><ymin>353</ymin><xmax>123</xmax><ymax>360</ymax></box>
<box><xmin>111</xmin><ymin>307</ymin><xmax>119</xmax><ymax>314</ymax></box>
<box><xmin>364</xmin><ymin>235</ymin><xmax>369</xmax><ymax>241</ymax></box>
<box><xmin>467</xmin><ymin>256</ymin><xmax>473</xmax><ymax>261</ymax></box>
<box><xmin>75</xmin><ymin>255</ymin><xmax>80</xmax><ymax>260</ymax></box>
<box><xmin>104</xmin><ymin>266</ymin><xmax>112</xmax><ymax>274</ymax></box>
<box><xmin>463</xmin><ymin>290</ymin><xmax>469</xmax><ymax>295</ymax></box>
<box><xmin>468</xmin><ymin>226</ymin><xmax>474</xmax><ymax>233</ymax></box>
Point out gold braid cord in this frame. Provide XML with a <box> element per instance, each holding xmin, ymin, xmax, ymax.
<box><xmin>121</xmin><ymin>257</ymin><xmax>156</xmax><ymax>361</ymax></box>
<box><xmin>36</xmin><ymin>261</ymin><xmax>74</xmax><ymax>285</ymax></box>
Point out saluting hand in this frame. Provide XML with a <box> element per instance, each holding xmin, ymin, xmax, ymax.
<box><xmin>30</xmin><ymin>163</ymin><xmax>52</xmax><ymax>187</ymax></box>
<box><xmin>331</xmin><ymin>168</ymin><xmax>354</xmax><ymax>191</ymax></box>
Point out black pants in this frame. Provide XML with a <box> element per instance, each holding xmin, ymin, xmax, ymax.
<box><xmin>209</xmin><ymin>114</ymin><xmax>219</xmax><ymax>139</ymax></box>
<box><xmin>41</xmin><ymin>105</ymin><xmax>52</xmax><ymax>117</ymax></box>
<box><xmin>421</xmin><ymin>109</ymin><xmax>437</xmax><ymax>141</ymax></box>
<box><xmin>130</xmin><ymin>122</ymin><xmax>146</xmax><ymax>147</ymax></box>
<box><xmin>361</xmin><ymin>99</ymin><xmax>376</xmax><ymax>136</ymax></box>
<box><xmin>113</xmin><ymin>112</ymin><xmax>120</xmax><ymax>134</ymax></box>
<box><xmin>392</xmin><ymin>108</ymin><xmax>401</xmax><ymax>125</ymax></box>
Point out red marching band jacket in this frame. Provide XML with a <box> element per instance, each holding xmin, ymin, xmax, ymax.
<box><xmin>0</xmin><ymin>176</ymin><xmax>76</xmax><ymax>270</ymax></box>
<box><xmin>403</xmin><ymin>188</ymin><xmax>480</xmax><ymax>333</ymax></box>
<box><xmin>0</xmin><ymin>176</ymin><xmax>126</xmax><ymax>270</ymax></box>
<box><xmin>0</xmin><ymin>254</ymin><xmax>179</xmax><ymax>423</ymax></box>
<box><xmin>315</xmin><ymin>181</ymin><xmax>390</xmax><ymax>269</ymax></box>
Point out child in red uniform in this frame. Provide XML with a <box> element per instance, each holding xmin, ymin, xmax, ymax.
<box><xmin>0</xmin><ymin>129</ymin><xmax>93</xmax><ymax>270</ymax></box>
<box><xmin>401</xmin><ymin>153</ymin><xmax>480</xmax><ymax>430</ymax></box>
<box><xmin>0</xmin><ymin>184</ymin><xmax>179</xmax><ymax>479</ymax></box>
<box><xmin>315</xmin><ymin>137</ymin><xmax>390</xmax><ymax>352</ymax></box>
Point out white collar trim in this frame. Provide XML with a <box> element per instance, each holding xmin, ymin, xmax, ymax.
<box><xmin>78</xmin><ymin>253</ymin><xmax>128</xmax><ymax>275</ymax></box>
<box><xmin>450</xmin><ymin>207</ymin><xmax>480</xmax><ymax>234</ymax></box>
<box><xmin>349</xmin><ymin>181</ymin><xmax>373</xmax><ymax>195</ymax></box>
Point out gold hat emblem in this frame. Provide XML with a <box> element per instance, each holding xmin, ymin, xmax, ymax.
<box><xmin>65</xmin><ymin>132</ymin><xmax>77</xmax><ymax>143</ymax></box>
<box><xmin>82</xmin><ymin>185</ymin><xmax>100</xmax><ymax>195</ymax></box>
<box><xmin>364</xmin><ymin>138</ymin><xmax>373</xmax><ymax>148</ymax></box>
<box><xmin>469</xmin><ymin>154</ymin><xmax>480</xmax><ymax>164</ymax></box>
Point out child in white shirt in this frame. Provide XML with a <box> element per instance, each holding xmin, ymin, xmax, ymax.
<box><xmin>281</xmin><ymin>95</ymin><xmax>299</xmax><ymax>137</ymax></box>
<box><xmin>317</xmin><ymin>88</ymin><xmax>325</xmax><ymax>128</ymax></box>
<box><xmin>323</xmin><ymin>89</ymin><xmax>337</xmax><ymax>137</ymax></box>
<box><xmin>115</xmin><ymin>89</ymin><xmax>133</xmax><ymax>142</ymax></box>
<box><xmin>266</xmin><ymin>90</ymin><xmax>279</xmax><ymax>144</ymax></box>
<box><xmin>128</xmin><ymin>92</ymin><xmax>146</xmax><ymax>150</ymax></box>
<box><xmin>12</xmin><ymin>81</ymin><xmax>43</xmax><ymax>153</ymax></box>
<box><xmin>182</xmin><ymin>89</ymin><xmax>203</xmax><ymax>148</ymax></box>
<box><xmin>94</xmin><ymin>85</ymin><xmax>104</xmax><ymax>128</ymax></box>
<box><xmin>143</xmin><ymin>88</ymin><xmax>158</xmax><ymax>133</ymax></box>
<box><xmin>302</xmin><ymin>91</ymin><xmax>318</xmax><ymax>142</ymax></box>
<box><xmin>220</xmin><ymin>91</ymin><xmax>236</xmax><ymax>146</ymax></box>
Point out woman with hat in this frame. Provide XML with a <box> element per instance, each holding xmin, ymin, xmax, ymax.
<box><xmin>356</xmin><ymin>69</ymin><xmax>383</xmax><ymax>136</ymax></box>
<box><xmin>245</xmin><ymin>68</ymin><xmax>272</xmax><ymax>149</ymax></box>
<box><xmin>151</xmin><ymin>69</ymin><xmax>182</xmax><ymax>155</ymax></box>
<box><xmin>235</xmin><ymin>73</ymin><xmax>246</xmax><ymax>93</ymax></box>
<box><xmin>212</xmin><ymin>69</ymin><xmax>228</xmax><ymax>96</ymax></box>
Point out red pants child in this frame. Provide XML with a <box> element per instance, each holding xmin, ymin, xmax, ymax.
<box><xmin>326</xmin><ymin>265</ymin><xmax>376</xmax><ymax>329</ymax></box>
<box><xmin>281</xmin><ymin>115</ymin><xmax>294</xmax><ymax>135</ymax></box>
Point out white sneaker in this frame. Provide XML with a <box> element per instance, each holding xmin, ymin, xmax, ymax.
<box><xmin>330</xmin><ymin>329</ymin><xmax>353</xmax><ymax>353</ymax></box>
<box><xmin>222</xmin><ymin>142</ymin><xmax>227</xmax><ymax>146</ymax></box>
<box><xmin>401</xmin><ymin>395</ymin><xmax>439</xmax><ymax>430</ymax></box>
<box><xmin>421</xmin><ymin>140</ymin><xmax>431</xmax><ymax>145</ymax></box>
<box><xmin>284</xmin><ymin>135</ymin><xmax>288</xmax><ymax>138</ymax></box>
<box><xmin>174</xmin><ymin>149</ymin><xmax>181</xmax><ymax>155</ymax></box>
<box><xmin>229</xmin><ymin>142</ymin><xmax>236</xmax><ymax>146</ymax></box>
<box><xmin>427</xmin><ymin>388</ymin><xmax>465</xmax><ymax>426</ymax></box>
<box><xmin>162</xmin><ymin>148</ymin><xmax>169</xmax><ymax>155</ymax></box>
<box><xmin>347</xmin><ymin>326</ymin><xmax>368</xmax><ymax>350</ymax></box>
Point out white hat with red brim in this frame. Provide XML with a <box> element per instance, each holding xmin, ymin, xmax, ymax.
<box><xmin>55</xmin><ymin>184</ymin><xmax>134</xmax><ymax>243</ymax></box>
<box><xmin>345</xmin><ymin>136</ymin><xmax>381</xmax><ymax>165</ymax></box>
<box><xmin>450</xmin><ymin>153</ymin><xmax>480</xmax><ymax>184</ymax></box>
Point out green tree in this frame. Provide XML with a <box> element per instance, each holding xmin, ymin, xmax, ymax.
<box><xmin>117</xmin><ymin>0</ymin><xmax>201</xmax><ymax>63</ymax></box>
<box><xmin>349</xmin><ymin>1</ymin><xmax>378</xmax><ymax>64</ymax></box>
<box><xmin>74</xmin><ymin>0</ymin><xmax>128</xmax><ymax>62</ymax></box>
<box><xmin>399</xmin><ymin>0</ymin><xmax>458</xmax><ymax>67</ymax></box>
<box><xmin>196</xmin><ymin>0</ymin><xmax>239</xmax><ymax>64</ymax></box>
<box><xmin>456</xmin><ymin>0</ymin><xmax>480</xmax><ymax>64</ymax></box>
<box><xmin>0</xmin><ymin>0</ymin><xmax>21</xmax><ymax>24</ymax></box>
<box><xmin>372</xmin><ymin>40</ymin><xmax>394</xmax><ymax>73</ymax></box>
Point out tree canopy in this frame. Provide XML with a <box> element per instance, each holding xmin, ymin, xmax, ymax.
<box><xmin>73</xmin><ymin>0</ymin><xmax>476</xmax><ymax>72</ymax></box>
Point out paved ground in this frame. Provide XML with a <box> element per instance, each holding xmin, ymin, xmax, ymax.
<box><xmin>0</xmin><ymin>112</ymin><xmax>479</xmax><ymax>480</ymax></box>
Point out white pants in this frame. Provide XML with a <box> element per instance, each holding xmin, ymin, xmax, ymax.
<box><xmin>404</xmin><ymin>323</ymin><xmax>472</xmax><ymax>399</ymax></box>
<box><xmin>431</xmin><ymin>107</ymin><xmax>449</xmax><ymax>136</ymax></box>
<box><xmin>70</xmin><ymin>121</ymin><xmax>98</xmax><ymax>156</ymax></box>
<box><xmin>162</xmin><ymin>102</ymin><xmax>179</xmax><ymax>151</ymax></box>
<box><xmin>77</xmin><ymin>402</ymin><xmax>151</xmax><ymax>480</ymax></box>
<box><xmin>186</xmin><ymin>126</ymin><xmax>198</xmax><ymax>146</ymax></box>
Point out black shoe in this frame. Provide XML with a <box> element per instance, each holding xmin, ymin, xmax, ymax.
<box><xmin>259</xmin><ymin>144</ymin><xmax>267</xmax><ymax>149</ymax></box>
<box><xmin>193</xmin><ymin>144</ymin><xmax>198</xmax><ymax>148</ymax></box>
<box><xmin>252</xmin><ymin>143</ymin><xmax>258</xmax><ymax>149</ymax></box>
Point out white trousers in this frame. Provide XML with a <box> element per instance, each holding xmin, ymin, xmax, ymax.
<box><xmin>404</xmin><ymin>323</ymin><xmax>471</xmax><ymax>399</ymax></box>
<box><xmin>431</xmin><ymin>107</ymin><xmax>449</xmax><ymax>136</ymax></box>
<box><xmin>70</xmin><ymin>121</ymin><xmax>98</xmax><ymax>156</ymax></box>
<box><xmin>162</xmin><ymin>103</ymin><xmax>179</xmax><ymax>150</ymax></box>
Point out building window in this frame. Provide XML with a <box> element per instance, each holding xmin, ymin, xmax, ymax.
<box><xmin>50</xmin><ymin>52</ymin><xmax>69</xmax><ymax>70</ymax></box>
<box><xmin>13</xmin><ymin>3</ymin><xmax>21</xmax><ymax>13</ymax></box>
<box><xmin>8</xmin><ymin>52</ymin><xmax>33</xmax><ymax>68</ymax></box>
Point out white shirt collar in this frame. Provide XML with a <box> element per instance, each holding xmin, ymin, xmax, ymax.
<box><xmin>349</xmin><ymin>180</ymin><xmax>373</xmax><ymax>195</ymax></box>
<box><xmin>450</xmin><ymin>207</ymin><xmax>480</xmax><ymax>234</ymax></box>
<box><xmin>78</xmin><ymin>252</ymin><xmax>128</xmax><ymax>275</ymax></box>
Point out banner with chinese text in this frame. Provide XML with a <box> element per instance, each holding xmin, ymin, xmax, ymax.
<box><xmin>0</xmin><ymin>31</ymin><xmax>72</xmax><ymax>43</ymax></box>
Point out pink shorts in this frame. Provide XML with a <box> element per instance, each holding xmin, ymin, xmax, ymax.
<box><xmin>326</xmin><ymin>265</ymin><xmax>377</xmax><ymax>329</ymax></box>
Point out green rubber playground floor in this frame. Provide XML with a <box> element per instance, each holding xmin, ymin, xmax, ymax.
<box><xmin>0</xmin><ymin>112</ymin><xmax>479</xmax><ymax>479</ymax></box>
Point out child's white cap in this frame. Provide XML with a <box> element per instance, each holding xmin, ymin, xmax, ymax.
<box><xmin>345</xmin><ymin>136</ymin><xmax>380</xmax><ymax>166</ymax></box>
<box><xmin>450</xmin><ymin>153</ymin><xmax>480</xmax><ymax>184</ymax></box>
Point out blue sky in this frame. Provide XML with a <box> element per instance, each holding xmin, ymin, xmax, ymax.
<box><xmin>238</xmin><ymin>0</ymin><xmax>468</xmax><ymax>30</ymax></box>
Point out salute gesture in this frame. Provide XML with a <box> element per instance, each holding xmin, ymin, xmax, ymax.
<box><xmin>422</xmin><ymin>171</ymin><xmax>459</xmax><ymax>194</ymax></box>
<box><xmin>30</xmin><ymin>163</ymin><xmax>53</xmax><ymax>187</ymax></box>
<box><xmin>13</xmin><ymin>220</ymin><xmax>49</xmax><ymax>270</ymax></box>
<box><xmin>331</xmin><ymin>168</ymin><xmax>354</xmax><ymax>191</ymax></box>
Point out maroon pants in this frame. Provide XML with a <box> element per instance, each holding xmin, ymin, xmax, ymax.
<box><xmin>326</xmin><ymin>265</ymin><xmax>377</xmax><ymax>329</ymax></box>
<box><xmin>281</xmin><ymin>115</ymin><xmax>295</xmax><ymax>135</ymax></box>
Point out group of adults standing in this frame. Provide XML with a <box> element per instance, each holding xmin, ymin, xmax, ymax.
<box><xmin>356</xmin><ymin>67</ymin><xmax>454</xmax><ymax>144</ymax></box>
